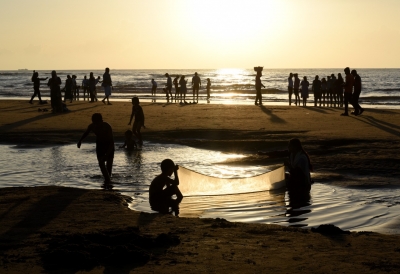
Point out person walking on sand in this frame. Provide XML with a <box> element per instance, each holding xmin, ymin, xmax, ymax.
<box><xmin>300</xmin><ymin>76</ymin><xmax>309</xmax><ymax>106</ymax></box>
<box><xmin>173</xmin><ymin>75</ymin><xmax>180</xmax><ymax>102</ymax></box>
<box><xmin>288</xmin><ymin>73</ymin><xmax>294</xmax><ymax>106</ymax></box>
<box><xmin>165</xmin><ymin>73</ymin><xmax>173</xmax><ymax>101</ymax></box>
<box><xmin>192</xmin><ymin>72</ymin><xmax>201</xmax><ymax>103</ymax></box>
<box><xmin>179</xmin><ymin>75</ymin><xmax>188</xmax><ymax>104</ymax></box>
<box><xmin>29</xmin><ymin>70</ymin><xmax>48</xmax><ymax>104</ymax></box>
<box><xmin>254</xmin><ymin>67</ymin><xmax>265</xmax><ymax>106</ymax></box>
<box><xmin>206</xmin><ymin>78</ymin><xmax>211</xmax><ymax>100</ymax></box>
<box><xmin>149</xmin><ymin>158</ymin><xmax>183</xmax><ymax>216</ymax></box>
<box><xmin>151</xmin><ymin>79</ymin><xmax>157</xmax><ymax>97</ymax></box>
<box><xmin>341</xmin><ymin>67</ymin><xmax>354</xmax><ymax>116</ymax></box>
<box><xmin>128</xmin><ymin>96</ymin><xmax>145</xmax><ymax>146</ymax></box>
<box><xmin>351</xmin><ymin>69</ymin><xmax>364</xmax><ymax>116</ymax></box>
<box><xmin>293</xmin><ymin>73</ymin><xmax>300</xmax><ymax>106</ymax></box>
<box><xmin>47</xmin><ymin>70</ymin><xmax>63</xmax><ymax>113</ymax></box>
<box><xmin>78</xmin><ymin>113</ymin><xmax>115</xmax><ymax>188</ymax></box>
<box><xmin>101</xmin><ymin>67</ymin><xmax>113</xmax><ymax>105</ymax></box>
<box><xmin>312</xmin><ymin>75</ymin><xmax>321</xmax><ymax>107</ymax></box>
<box><xmin>88</xmin><ymin>72</ymin><xmax>100</xmax><ymax>102</ymax></box>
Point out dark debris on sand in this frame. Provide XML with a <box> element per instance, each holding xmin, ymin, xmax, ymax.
<box><xmin>311</xmin><ymin>224</ymin><xmax>351</xmax><ymax>235</ymax></box>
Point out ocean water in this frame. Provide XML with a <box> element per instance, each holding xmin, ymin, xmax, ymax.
<box><xmin>1</xmin><ymin>69</ymin><xmax>399</xmax><ymax>107</ymax></box>
<box><xmin>1</xmin><ymin>143</ymin><xmax>399</xmax><ymax>234</ymax></box>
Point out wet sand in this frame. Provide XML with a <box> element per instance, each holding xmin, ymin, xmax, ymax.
<box><xmin>1</xmin><ymin>99</ymin><xmax>400</xmax><ymax>273</ymax></box>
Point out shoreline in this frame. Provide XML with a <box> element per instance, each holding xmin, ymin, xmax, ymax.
<box><xmin>1</xmin><ymin>99</ymin><xmax>400</xmax><ymax>272</ymax></box>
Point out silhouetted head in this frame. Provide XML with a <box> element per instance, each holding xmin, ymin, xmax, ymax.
<box><xmin>161</xmin><ymin>159</ymin><xmax>175</xmax><ymax>174</ymax></box>
<box><xmin>165</xmin><ymin>73</ymin><xmax>169</xmax><ymax>77</ymax></box>
<box><xmin>344</xmin><ymin>67</ymin><xmax>351</xmax><ymax>74</ymax></box>
<box><xmin>72</xmin><ymin>75</ymin><xmax>76</xmax><ymax>79</ymax></box>
<box><xmin>195</xmin><ymin>72</ymin><xmax>198</xmax><ymax>75</ymax></box>
<box><xmin>51</xmin><ymin>70</ymin><xmax>57</xmax><ymax>78</ymax></box>
<box><xmin>105</xmin><ymin>67</ymin><xmax>110</xmax><ymax>73</ymax></box>
<box><xmin>322</xmin><ymin>78</ymin><xmax>326</xmax><ymax>82</ymax></box>
<box><xmin>289</xmin><ymin>73</ymin><xmax>293</xmax><ymax>77</ymax></box>
<box><xmin>327</xmin><ymin>76</ymin><xmax>331</xmax><ymax>79</ymax></box>
<box><xmin>351</xmin><ymin>69</ymin><xmax>357</xmax><ymax>76</ymax></box>
<box><xmin>294</xmin><ymin>73</ymin><xmax>298</xmax><ymax>78</ymax></box>
<box><xmin>303</xmin><ymin>76</ymin><xmax>307</xmax><ymax>80</ymax></box>
<box><xmin>181</xmin><ymin>75</ymin><xmax>185</xmax><ymax>80</ymax></box>
<box><xmin>131</xmin><ymin>96</ymin><xmax>139</xmax><ymax>105</ymax></box>
<box><xmin>91</xmin><ymin>113</ymin><xmax>103</xmax><ymax>124</ymax></box>
<box><xmin>125</xmin><ymin>130</ymin><xmax>133</xmax><ymax>138</ymax></box>
<box><xmin>207</xmin><ymin>78</ymin><xmax>210</xmax><ymax>81</ymax></box>
<box><xmin>315</xmin><ymin>75</ymin><xmax>319</xmax><ymax>80</ymax></box>
<box><xmin>67</xmin><ymin>75</ymin><xmax>71</xmax><ymax>79</ymax></box>
<box><xmin>90</xmin><ymin>72</ymin><xmax>94</xmax><ymax>79</ymax></box>
<box><xmin>331</xmin><ymin>74</ymin><xmax>335</xmax><ymax>77</ymax></box>
<box><xmin>32</xmin><ymin>72</ymin><xmax>38</xmax><ymax>79</ymax></box>
<box><xmin>84</xmin><ymin>76</ymin><xmax>87</xmax><ymax>79</ymax></box>
<box><xmin>288</xmin><ymin>138</ymin><xmax>302</xmax><ymax>153</ymax></box>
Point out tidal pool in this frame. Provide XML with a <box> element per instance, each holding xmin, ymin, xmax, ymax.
<box><xmin>1</xmin><ymin>143</ymin><xmax>399</xmax><ymax>234</ymax></box>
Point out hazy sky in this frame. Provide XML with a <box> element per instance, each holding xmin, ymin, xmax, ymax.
<box><xmin>1</xmin><ymin>0</ymin><xmax>399</xmax><ymax>69</ymax></box>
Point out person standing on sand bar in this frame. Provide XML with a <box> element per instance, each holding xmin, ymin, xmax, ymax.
<box><xmin>254</xmin><ymin>67</ymin><xmax>265</xmax><ymax>106</ymax></box>
<box><xmin>101</xmin><ymin>68</ymin><xmax>113</xmax><ymax>105</ymax></box>
<box><xmin>64</xmin><ymin>75</ymin><xmax>73</xmax><ymax>103</ymax></box>
<box><xmin>165</xmin><ymin>73</ymin><xmax>173</xmax><ymax>101</ymax></box>
<box><xmin>151</xmin><ymin>79</ymin><xmax>157</xmax><ymax>97</ymax></box>
<box><xmin>179</xmin><ymin>75</ymin><xmax>188</xmax><ymax>104</ymax></box>
<box><xmin>312</xmin><ymin>75</ymin><xmax>322</xmax><ymax>107</ymax></box>
<box><xmin>341</xmin><ymin>67</ymin><xmax>354</xmax><ymax>116</ymax></box>
<box><xmin>206</xmin><ymin>78</ymin><xmax>211</xmax><ymax>100</ymax></box>
<box><xmin>192</xmin><ymin>72</ymin><xmax>201</xmax><ymax>103</ymax></box>
<box><xmin>293</xmin><ymin>73</ymin><xmax>300</xmax><ymax>106</ymax></box>
<box><xmin>77</xmin><ymin>113</ymin><xmax>115</xmax><ymax>186</ymax></box>
<box><xmin>351</xmin><ymin>69</ymin><xmax>364</xmax><ymax>116</ymax></box>
<box><xmin>47</xmin><ymin>70</ymin><xmax>63</xmax><ymax>113</ymax></box>
<box><xmin>300</xmin><ymin>76</ymin><xmax>309</xmax><ymax>107</ymax></box>
<box><xmin>82</xmin><ymin>76</ymin><xmax>89</xmax><ymax>100</ymax></box>
<box><xmin>30</xmin><ymin>70</ymin><xmax>48</xmax><ymax>104</ymax></box>
<box><xmin>128</xmin><ymin>96</ymin><xmax>145</xmax><ymax>146</ymax></box>
<box><xmin>288</xmin><ymin>73</ymin><xmax>293</xmax><ymax>105</ymax></box>
<box><xmin>173</xmin><ymin>75</ymin><xmax>180</xmax><ymax>102</ymax></box>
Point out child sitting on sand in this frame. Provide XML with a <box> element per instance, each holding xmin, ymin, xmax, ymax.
<box><xmin>119</xmin><ymin>130</ymin><xmax>137</xmax><ymax>151</ymax></box>
<box><xmin>149</xmin><ymin>159</ymin><xmax>183</xmax><ymax>216</ymax></box>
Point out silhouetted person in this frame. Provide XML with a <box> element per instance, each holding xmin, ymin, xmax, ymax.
<box><xmin>165</xmin><ymin>73</ymin><xmax>173</xmax><ymax>101</ymax></box>
<box><xmin>285</xmin><ymin>138</ymin><xmax>313</xmax><ymax>194</ymax></box>
<box><xmin>312</xmin><ymin>75</ymin><xmax>321</xmax><ymax>107</ymax></box>
<box><xmin>254</xmin><ymin>67</ymin><xmax>265</xmax><ymax>106</ymax></box>
<box><xmin>82</xmin><ymin>76</ymin><xmax>89</xmax><ymax>100</ymax></box>
<box><xmin>128</xmin><ymin>97</ymin><xmax>145</xmax><ymax>146</ymax></box>
<box><xmin>64</xmin><ymin>75</ymin><xmax>73</xmax><ymax>103</ymax></box>
<box><xmin>47</xmin><ymin>70</ymin><xmax>63</xmax><ymax>113</ymax></box>
<box><xmin>326</xmin><ymin>76</ymin><xmax>332</xmax><ymax>106</ymax></box>
<box><xmin>173</xmin><ymin>75</ymin><xmax>180</xmax><ymax>102</ymax></box>
<box><xmin>179</xmin><ymin>75</ymin><xmax>188</xmax><ymax>104</ymax></box>
<box><xmin>88</xmin><ymin>72</ymin><xmax>100</xmax><ymax>102</ymax></box>
<box><xmin>30</xmin><ymin>70</ymin><xmax>48</xmax><ymax>104</ymax></box>
<box><xmin>72</xmin><ymin>75</ymin><xmax>78</xmax><ymax>99</ymax></box>
<box><xmin>341</xmin><ymin>67</ymin><xmax>354</xmax><ymax>116</ymax></box>
<box><xmin>351</xmin><ymin>69</ymin><xmax>364</xmax><ymax>116</ymax></box>
<box><xmin>119</xmin><ymin>129</ymin><xmax>137</xmax><ymax>151</ymax></box>
<box><xmin>101</xmin><ymin>67</ymin><xmax>113</xmax><ymax>105</ymax></box>
<box><xmin>151</xmin><ymin>79</ymin><xmax>157</xmax><ymax>96</ymax></box>
<box><xmin>192</xmin><ymin>72</ymin><xmax>201</xmax><ymax>103</ymax></box>
<box><xmin>336</xmin><ymin>73</ymin><xmax>344</xmax><ymax>107</ymax></box>
<box><xmin>330</xmin><ymin>74</ymin><xmax>337</xmax><ymax>107</ymax></box>
<box><xmin>77</xmin><ymin>113</ymin><xmax>115</xmax><ymax>187</ymax></box>
<box><xmin>149</xmin><ymin>159</ymin><xmax>183</xmax><ymax>216</ymax></box>
<box><xmin>293</xmin><ymin>73</ymin><xmax>300</xmax><ymax>106</ymax></box>
<box><xmin>206</xmin><ymin>78</ymin><xmax>211</xmax><ymax>100</ymax></box>
<box><xmin>300</xmin><ymin>76</ymin><xmax>309</xmax><ymax>106</ymax></box>
<box><xmin>288</xmin><ymin>73</ymin><xmax>293</xmax><ymax>106</ymax></box>
<box><xmin>321</xmin><ymin>77</ymin><xmax>327</xmax><ymax>106</ymax></box>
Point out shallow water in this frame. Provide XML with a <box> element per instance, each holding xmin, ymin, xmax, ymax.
<box><xmin>1</xmin><ymin>143</ymin><xmax>400</xmax><ymax>234</ymax></box>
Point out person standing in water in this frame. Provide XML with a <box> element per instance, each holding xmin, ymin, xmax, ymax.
<box><xmin>101</xmin><ymin>67</ymin><xmax>113</xmax><ymax>105</ymax></box>
<box><xmin>77</xmin><ymin>113</ymin><xmax>115</xmax><ymax>187</ymax></box>
<box><xmin>30</xmin><ymin>70</ymin><xmax>48</xmax><ymax>104</ymax></box>
<box><xmin>128</xmin><ymin>96</ymin><xmax>145</xmax><ymax>146</ymax></box>
<box><xmin>288</xmin><ymin>73</ymin><xmax>294</xmax><ymax>106</ymax></box>
<box><xmin>206</xmin><ymin>78</ymin><xmax>211</xmax><ymax>100</ymax></box>
<box><xmin>254</xmin><ymin>67</ymin><xmax>265</xmax><ymax>106</ymax></box>
<box><xmin>312</xmin><ymin>75</ymin><xmax>321</xmax><ymax>107</ymax></box>
<box><xmin>151</xmin><ymin>79</ymin><xmax>157</xmax><ymax>97</ymax></box>
<box><xmin>179</xmin><ymin>75</ymin><xmax>188</xmax><ymax>104</ymax></box>
<box><xmin>293</xmin><ymin>73</ymin><xmax>301</xmax><ymax>106</ymax></box>
<box><xmin>300</xmin><ymin>76</ymin><xmax>309</xmax><ymax>106</ymax></box>
<box><xmin>165</xmin><ymin>73</ymin><xmax>173</xmax><ymax>101</ymax></box>
<box><xmin>64</xmin><ymin>75</ymin><xmax>73</xmax><ymax>103</ymax></box>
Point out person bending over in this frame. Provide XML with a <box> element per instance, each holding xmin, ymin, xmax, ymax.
<box><xmin>77</xmin><ymin>113</ymin><xmax>115</xmax><ymax>186</ymax></box>
<box><xmin>149</xmin><ymin>159</ymin><xmax>183</xmax><ymax>216</ymax></box>
<box><xmin>119</xmin><ymin>130</ymin><xmax>137</xmax><ymax>151</ymax></box>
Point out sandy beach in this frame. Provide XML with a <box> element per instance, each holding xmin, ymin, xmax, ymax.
<box><xmin>1</xmin><ymin>99</ymin><xmax>400</xmax><ymax>273</ymax></box>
